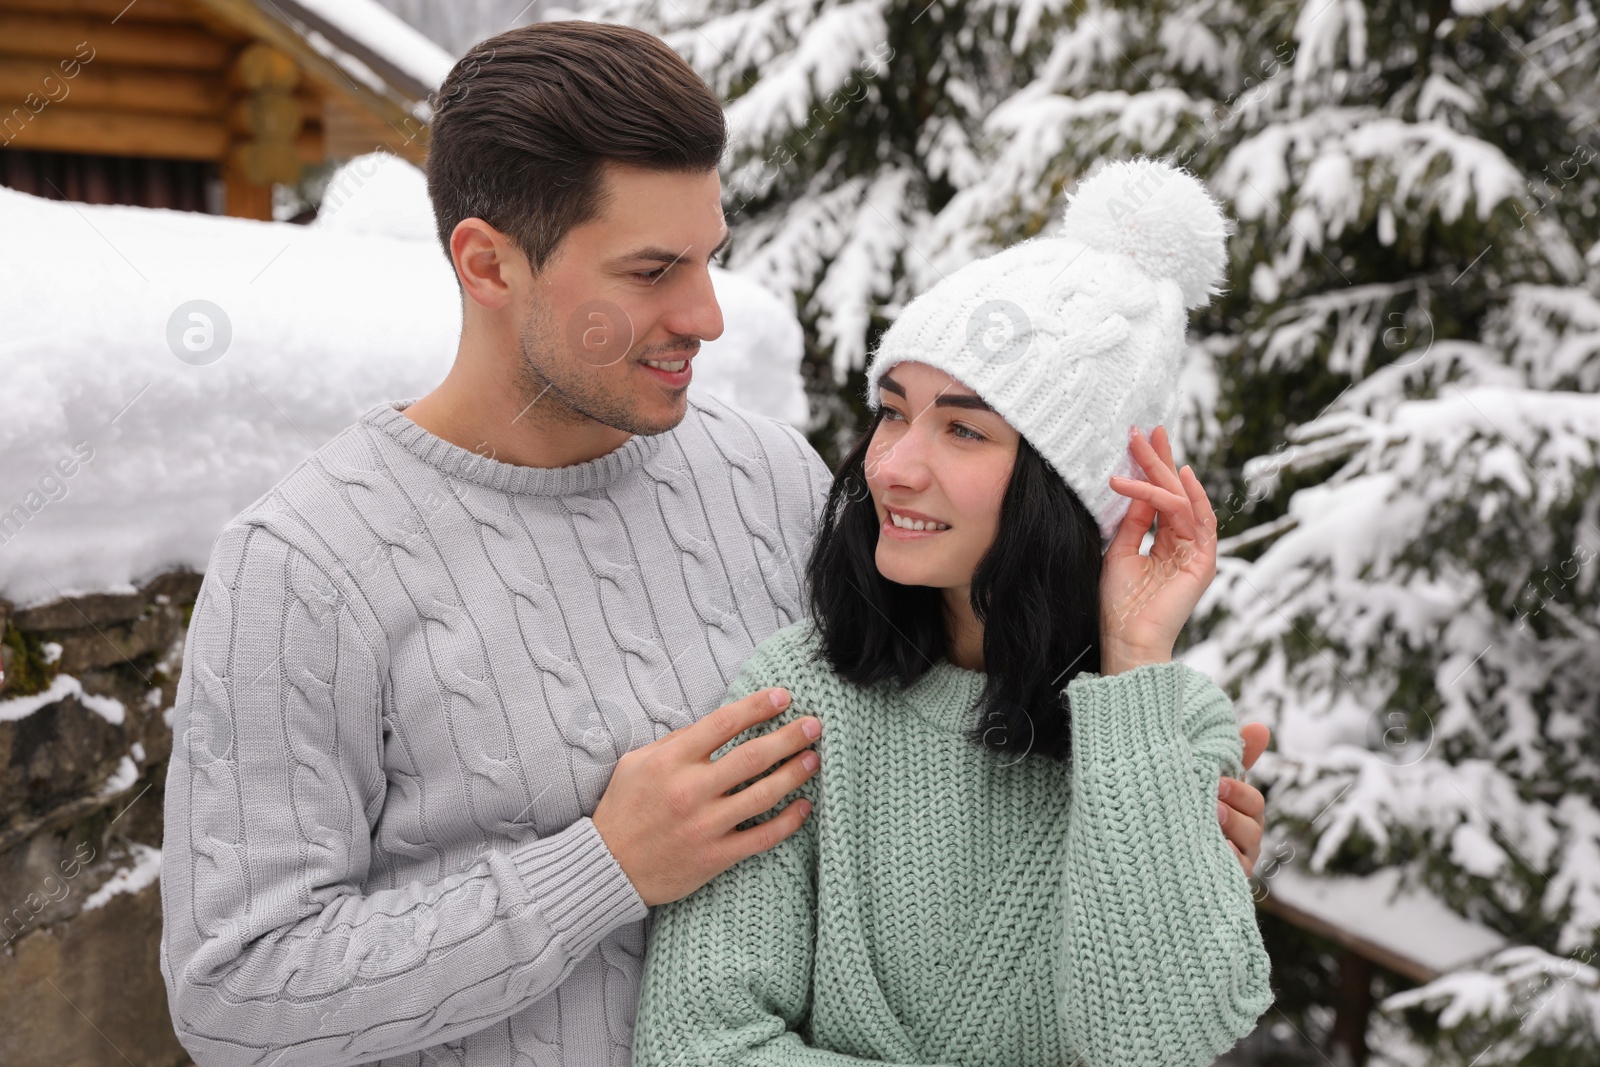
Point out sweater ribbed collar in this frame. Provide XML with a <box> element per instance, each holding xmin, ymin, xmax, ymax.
<box><xmin>361</xmin><ymin>397</ymin><xmax>666</xmax><ymax>496</ymax></box>
<box><xmin>894</xmin><ymin>657</ymin><xmax>989</xmax><ymax>735</ymax></box>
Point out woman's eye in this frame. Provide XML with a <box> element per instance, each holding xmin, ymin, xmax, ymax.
<box><xmin>881</xmin><ymin>406</ymin><xmax>905</xmax><ymax>421</ymax></box>
<box><xmin>952</xmin><ymin>423</ymin><xmax>985</xmax><ymax>441</ymax></box>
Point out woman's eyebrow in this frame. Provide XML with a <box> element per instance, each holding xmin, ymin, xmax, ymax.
<box><xmin>934</xmin><ymin>394</ymin><xmax>992</xmax><ymax>412</ymax></box>
<box><xmin>878</xmin><ymin>375</ymin><xmax>991</xmax><ymax>411</ymax></box>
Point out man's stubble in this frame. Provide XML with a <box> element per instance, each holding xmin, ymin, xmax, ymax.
<box><xmin>513</xmin><ymin>289</ymin><xmax>691</xmax><ymax>438</ymax></box>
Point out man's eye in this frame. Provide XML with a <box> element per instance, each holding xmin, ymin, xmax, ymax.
<box><xmin>634</xmin><ymin>268</ymin><xmax>667</xmax><ymax>282</ymax></box>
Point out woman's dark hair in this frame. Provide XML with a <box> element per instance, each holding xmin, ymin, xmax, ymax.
<box><xmin>424</xmin><ymin>22</ymin><xmax>727</xmax><ymax>272</ymax></box>
<box><xmin>807</xmin><ymin>408</ymin><xmax>1104</xmax><ymax>763</ymax></box>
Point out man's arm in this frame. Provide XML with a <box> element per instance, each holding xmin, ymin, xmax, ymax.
<box><xmin>160</xmin><ymin>523</ymin><xmax>647</xmax><ymax>1067</ymax></box>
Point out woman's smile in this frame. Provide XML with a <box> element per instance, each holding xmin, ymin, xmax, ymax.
<box><xmin>881</xmin><ymin>505</ymin><xmax>952</xmax><ymax>537</ymax></box>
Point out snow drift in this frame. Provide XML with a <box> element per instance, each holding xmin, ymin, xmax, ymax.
<box><xmin>0</xmin><ymin>153</ymin><xmax>809</xmax><ymax>609</ymax></box>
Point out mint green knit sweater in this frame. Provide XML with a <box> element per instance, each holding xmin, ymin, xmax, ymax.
<box><xmin>632</xmin><ymin>619</ymin><xmax>1274</xmax><ymax>1067</ymax></box>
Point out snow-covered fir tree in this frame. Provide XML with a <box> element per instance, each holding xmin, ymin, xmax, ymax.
<box><xmin>583</xmin><ymin>0</ymin><xmax>1600</xmax><ymax>1062</ymax></box>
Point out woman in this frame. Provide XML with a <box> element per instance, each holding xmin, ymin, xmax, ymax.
<box><xmin>632</xmin><ymin>158</ymin><xmax>1275</xmax><ymax>1067</ymax></box>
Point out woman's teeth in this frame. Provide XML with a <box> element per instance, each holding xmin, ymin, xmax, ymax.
<box><xmin>642</xmin><ymin>359</ymin><xmax>688</xmax><ymax>372</ymax></box>
<box><xmin>889</xmin><ymin>511</ymin><xmax>949</xmax><ymax>532</ymax></box>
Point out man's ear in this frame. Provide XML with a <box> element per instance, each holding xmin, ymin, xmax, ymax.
<box><xmin>450</xmin><ymin>217</ymin><xmax>527</xmax><ymax>311</ymax></box>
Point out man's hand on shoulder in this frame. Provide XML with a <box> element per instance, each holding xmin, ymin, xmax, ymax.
<box><xmin>591</xmin><ymin>686</ymin><xmax>823</xmax><ymax>907</ymax></box>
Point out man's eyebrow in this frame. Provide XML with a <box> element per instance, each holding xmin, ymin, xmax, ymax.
<box><xmin>877</xmin><ymin>373</ymin><xmax>991</xmax><ymax>411</ymax></box>
<box><xmin>618</xmin><ymin>227</ymin><xmax>732</xmax><ymax>265</ymax></box>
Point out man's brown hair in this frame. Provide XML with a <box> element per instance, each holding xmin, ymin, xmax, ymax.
<box><xmin>424</xmin><ymin>21</ymin><xmax>727</xmax><ymax>272</ymax></box>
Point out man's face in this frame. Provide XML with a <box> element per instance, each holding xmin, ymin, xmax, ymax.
<box><xmin>515</xmin><ymin>162</ymin><xmax>728</xmax><ymax>436</ymax></box>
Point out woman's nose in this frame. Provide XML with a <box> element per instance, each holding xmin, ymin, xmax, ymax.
<box><xmin>871</xmin><ymin>427</ymin><xmax>933</xmax><ymax>489</ymax></box>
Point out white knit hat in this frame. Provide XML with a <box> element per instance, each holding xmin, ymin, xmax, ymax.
<box><xmin>863</xmin><ymin>157</ymin><xmax>1231</xmax><ymax>548</ymax></box>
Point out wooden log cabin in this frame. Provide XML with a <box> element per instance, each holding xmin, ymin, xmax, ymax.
<box><xmin>0</xmin><ymin>0</ymin><xmax>453</xmax><ymax>219</ymax></box>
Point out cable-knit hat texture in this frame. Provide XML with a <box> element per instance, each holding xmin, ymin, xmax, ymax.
<box><xmin>863</xmin><ymin>157</ymin><xmax>1231</xmax><ymax>547</ymax></box>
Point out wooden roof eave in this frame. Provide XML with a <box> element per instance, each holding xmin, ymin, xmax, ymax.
<box><xmin>185</xmin><ymin>0</ymin><xmax>430</xmax><ymax>157</ymax></box>
<box><xmin>268</xmin><ymin>0</ymin><xmax>435</xmax><ymax>104</ymax></box>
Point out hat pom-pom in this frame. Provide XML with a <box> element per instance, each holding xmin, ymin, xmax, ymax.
<box><xmin>1059</xmin><ymin>157</ymin><xmax>1231</xmax><ymax>309</ymax></box>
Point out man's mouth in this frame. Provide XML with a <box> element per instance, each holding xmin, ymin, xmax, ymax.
<box><xmin>641</xmin><ymin>357</ymin><xmax>689</xmax><ymax>372</ymax></box>
<box><xmin>638</xmin><ymin>353</ymin><xmax>695</xmax><ymax>387</ymax></box>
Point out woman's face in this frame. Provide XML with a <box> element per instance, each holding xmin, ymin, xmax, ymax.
<box><xmin>865</xmin><ymin>361</ymin><xmax>1021</xmax><ymax>590</ymax></box>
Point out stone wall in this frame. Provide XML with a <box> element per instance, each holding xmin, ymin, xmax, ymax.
<box><xmin>0</xmin><ymin>571</ymin><xmax>200</xmax><ymax>1067</ymax></box>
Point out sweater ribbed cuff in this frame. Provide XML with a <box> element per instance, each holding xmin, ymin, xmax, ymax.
<box><xmin>508</xmin><ymin>815</ymin><xmax>649</xmax><ymax>958</ymax></box>
<box><xmin>1065</xmin><ymin>660</ymin><xmax>1196</xmax><ymax>765</ymax></box>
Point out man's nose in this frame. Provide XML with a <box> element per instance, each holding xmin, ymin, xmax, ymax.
<box><xmin>661</xmin><ymin>267</ymin><xmax>724</xmax><ymax>343</ymax></box>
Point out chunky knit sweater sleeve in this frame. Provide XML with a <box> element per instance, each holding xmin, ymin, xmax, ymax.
<box><xmin>632</xmin><ymin>640</ymin><xmax>963</xmax><ymax>1067</ymax></box>
<box><xmin>1055</xmin><ymin>661</ymin><xmax>1275</xmax><ymax>1067</ymax></box>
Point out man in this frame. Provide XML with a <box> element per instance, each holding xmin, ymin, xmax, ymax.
<box><xmin>159</xmin><ymin>20</ymin><xmax>1269</xmax><ymax>1067</ymax></box>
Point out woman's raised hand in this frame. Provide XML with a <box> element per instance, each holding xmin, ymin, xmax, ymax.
<box><xmin>1098</xmin><ymin>424</ymin><xmax>1218</xmax><ymax>674</ymax></box>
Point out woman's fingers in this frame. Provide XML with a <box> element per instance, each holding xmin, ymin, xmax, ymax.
<box><xmin>1138</xmin><ymin>428</ymin><xmax>1217</xmax><ymax>551</ymax></box>
<box><xmin>1180</xmin><ymin>464</ymin><xmax>1219</xmax><ymax>540</ymax></box>
<box><xmin>1150</xmin><ymin>423</ymin><xmax>1178</xmax><ymax>470</ymax></box>
<box><xmin>1177</xmin><ymin>467</ymin><xmax>1219</xmax><ymax>581</ymax></box>
<box><xmin>1129</xmin><ymin>426</ymin><xmax>1186</xmax><ymax>498</ymax></box>
<box><xmin>1109</xmin><ymin>475</ymin><xmax>1198</xmax><ymax>541</ymax></box>
<box><xmin>1105</xmin><ymin>485</ymin><xmax>1157</xmax><ymax>557</ymax></box>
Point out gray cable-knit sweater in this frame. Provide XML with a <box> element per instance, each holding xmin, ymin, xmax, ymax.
<box><xmin>159</xmin><ymin>392</ymin><xmax>833</xmax><ymax>1067</ymax></box>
